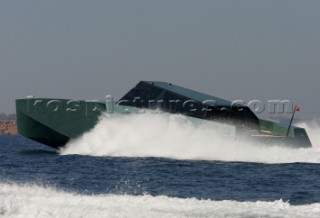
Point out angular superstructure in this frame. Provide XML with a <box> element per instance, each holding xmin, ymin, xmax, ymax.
<box><xmin>119</xmin><ymin>81</ymin><xmax>260</xmax><ymax>130</ymax></box>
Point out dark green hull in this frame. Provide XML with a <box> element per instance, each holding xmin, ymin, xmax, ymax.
<box><xmin>16</xmin><ymin>98</ymin><xmax>106</xmax><ymax>149</ymax></box>
<box><xmin>15</xmin><ymin>81</ymin><xmax>312</xmax><ymax>149</ymax></box>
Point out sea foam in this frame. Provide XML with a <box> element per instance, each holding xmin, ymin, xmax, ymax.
<box><xmin>1</xmin><ymin>182</ymin><xmax>320</xmax><ymax>218</ymax></box>
<box><xmin>60</xmin><ymin>113</ymin><xmax>320</xmax><ymax>164</ymax></box>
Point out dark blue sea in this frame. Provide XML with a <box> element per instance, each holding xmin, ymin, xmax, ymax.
<box><xmin>1</xmin><ymin>115</ymin><xmax>320</xmax><ymax>217</ymax></box>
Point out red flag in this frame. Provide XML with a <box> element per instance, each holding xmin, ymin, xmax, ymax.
<box><xmin>296</xmin><ymin>106</ymin><xmax>300</xmax><ymax>112</ymax></box>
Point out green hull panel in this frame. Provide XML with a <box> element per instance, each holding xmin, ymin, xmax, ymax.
<box><xmin>16</xmin><ymin>98</ymin><xmax>106</xmax><ymax>148</ymax></box>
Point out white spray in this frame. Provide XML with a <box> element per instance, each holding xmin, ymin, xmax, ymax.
<box><xmin>60</xmin><ymin>113</ymin><xmax>320</xmax><ymax>164</ymax></box>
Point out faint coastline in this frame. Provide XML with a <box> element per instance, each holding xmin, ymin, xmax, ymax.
<box><xmin>0</xmin><ymin>113</ymin><xmax>17</xmax><ymax>135</ymax></box>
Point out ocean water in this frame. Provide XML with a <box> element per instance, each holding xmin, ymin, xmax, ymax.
<box><xmin>1</xmin><ymin>113</ymin><xmax>320</xmax><ymax>218</ymax></box>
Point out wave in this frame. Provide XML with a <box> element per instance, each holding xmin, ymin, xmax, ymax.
<box><xmin>1</xmin><ymin>182</ymin><xmax>319</xmax><ymax>218</ymax></box>
<box><xmin>60</xmin><ymin>113</ymin><xmax>320</xmax><ymax>164</ymax></box>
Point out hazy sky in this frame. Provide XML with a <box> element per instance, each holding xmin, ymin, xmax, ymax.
<box><xmin>1</xmin><ymin>0</ymin><xmax>320</xmax><ymax>117</ymax></box>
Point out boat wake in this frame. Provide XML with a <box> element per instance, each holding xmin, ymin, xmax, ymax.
<box><xmin>60</xmin><ymin>113</ymin><xmax>320</xmax><ymax>164</ymax></box>
<box><xmin>1</xmin><ymin>182</ymin><xmax>320</xmax><ymax>218</ymax></box>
